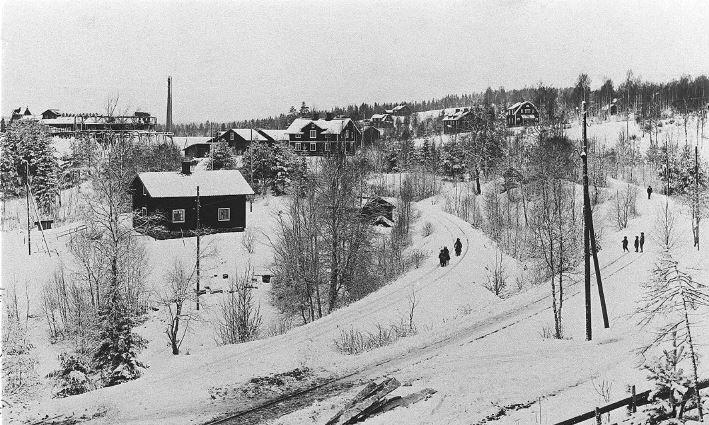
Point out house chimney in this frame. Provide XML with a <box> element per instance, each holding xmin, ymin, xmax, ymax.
<box><xmin>181</xmin><ymin>160</ymin><xmax>191</xmax><ymax>175</ymax></box>
<box><xmin>325</xmin><ymin>112</ymin><xmax>333</xmax><ymax>121</ymax></box>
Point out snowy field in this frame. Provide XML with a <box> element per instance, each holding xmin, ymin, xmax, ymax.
<box><xmin>3</xmin><ymin>170</ymin><xmax>708</xmax><ymax>424</ymax></box>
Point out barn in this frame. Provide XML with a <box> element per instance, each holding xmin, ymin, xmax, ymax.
<box><xmin>131</xmin><ymin>164</ymin><xmax>254</xmax><ymax>239</ymax></box>
<box><xmin>506</xmin><ymin>101</ymin><xmax>540</xmax><ymax>127</ymax></box>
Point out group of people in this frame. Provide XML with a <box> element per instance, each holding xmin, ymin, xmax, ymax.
<box><xmin>439</xmin><ymin>238</ymin><xmax>463</xmax><ymax>267</ymax></box>
<box><xmin>622</xmin><ymin>232</ymin><xmax>645</xmax><ymax>253</ymax></box>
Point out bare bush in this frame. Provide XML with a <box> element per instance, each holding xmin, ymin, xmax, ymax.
<box><xmin>159</xmin><ymin>260</ymin><xmax>199</xmax><ymax>355</ymax></box>
<box><xmin>215</xmin><ymin>264</ymin><xmax>263</xmax><ymax>345</ymax></box>
<box><xmin>613</xmin><ymin>184</ymin><xmax>638</xmax><ymax>230</ymax></box>
<box><xmin>421</xmin><ymin>221</ymin><xmax>433</xmax><ymax>237</ymax></box>
<box><xmin>265</xmin><ymin>317</ymin><xmax>295</xmax><ymax>337</ymax></box>
<box><xmin>483</xmin><ymin>250</ymin><xmax>508</xmax><ymax>297</ymax></box>
<box><xmin>241</xmin><ymin>227</ymin><xmax>256</xmax><ymax>254</ymax></box>
<box><xmin>408</xmin><ymin>249</ymin><xmax>427</xmax><ymax>269</ymax></box>
<box><xmin>333</xmin><ymin>318</ymin><xmax>416</xmax><ymax>355</ymax></box>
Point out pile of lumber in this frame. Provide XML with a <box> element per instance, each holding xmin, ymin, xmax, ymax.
<box><xmin>326</xmin><ymin>377</ymin><xmax>436</xmax><ymax>425</ymax></box>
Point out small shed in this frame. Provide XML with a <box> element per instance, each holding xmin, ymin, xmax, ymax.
<box><xmin>131</xmin><ymin>166</ymin><xmax>254</xmax><ymax>239</ymax></box>
<box><xmin>361</xmin><ymin>196</ymin><xmax>396</xmax><ymax>223</ymax></box>
<box><xmin>182</xmin><ymin>137</ymin><xmax>213</xmax><ymax>158</ymax></box>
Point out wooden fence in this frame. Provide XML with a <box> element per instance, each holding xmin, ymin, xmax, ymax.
<box><xmin>554</xmin><ymin>379</ymin><xmax>709</xmax><ymax>425</ymax></box>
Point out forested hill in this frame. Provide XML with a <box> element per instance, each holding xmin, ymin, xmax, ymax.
<box><xmin>166</xmin><ymin>73</ymin><xmax>709</xmax><ymax>136</ymax></box>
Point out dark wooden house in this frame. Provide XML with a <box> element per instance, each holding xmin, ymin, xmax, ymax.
<box><xmin>442</xmin><ymin>107</ymin><xmax>476</xmax><ymax>134</ymax></box>
<box><xmin>506</xmin><ymin>101</ymin><xmax>539</xmax><ymax>127</ymax></box>
<box><xmin>212</xmin><ymin>129</ymin><xmax>270</xmax><ymax>154</ymax></box>
<box><xmin>181</xmin><ymin>137</ymin><xmax>213</xmax><ymax>158</ymax></box>
<box><xmin>370</xmin><ymin>113</ymin><xmax>394</xmax><ymax>128</ymax></box>
<box><xmin>131</xmin><ymin>164</ymin><xmax>254</xmax><ymax>239</ymax></box>
<box><xmin>285</xmin><ymin>116</ymin><xmax>362</xmax><ymax>156</ymax></box>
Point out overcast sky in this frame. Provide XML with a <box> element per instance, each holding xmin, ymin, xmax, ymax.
<box><xmin>2</xmin><ymin>0</ymin><xmax>708</xmax><ymax>123</ymax></box>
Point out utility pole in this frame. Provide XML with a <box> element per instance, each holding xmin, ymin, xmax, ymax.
<box><xmin>695</xmin><ymin>145</ymin><xmax>700</xmax><ymax>249</ymax></box>
<box><xmin>580</xmin><ymin>102</ymin><xmax>610</xmax><ymax>330</ymax></box>
<box><xmin>250</xmin><ymin>128</ymin><xmax>254</xmax><ymax>212</ymax></box>
<box><xmin>25</xmin><ymin>161</ymin><xmax>31</xmax><ymax>256</ymax></box>
<box><xmin>196</xmin><ymin>185</ymin><xmax>201</xmax><ymax>310</ymax></box>
<box><xmin>581</xmin><ymin>101</ymin><xmax>592</xmax><ymax>341</ymax></box>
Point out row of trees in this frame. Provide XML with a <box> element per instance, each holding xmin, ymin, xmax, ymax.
<box><xmin>165</xmin><ymin>73</ymin><xmax>709</xmax><ymax>137</ymax></box>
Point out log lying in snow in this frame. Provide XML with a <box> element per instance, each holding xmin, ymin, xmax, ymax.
<box><xmin>326</xmin><ymin>377</ymin><xmax>436</xmax><ymax>424</ymax></box>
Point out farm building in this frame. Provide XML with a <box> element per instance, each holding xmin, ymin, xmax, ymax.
<box><xmin>285</xmin><ymin>115</ymin><xmax>361</xmax><ymax>156</ymax></box>
<box><xmin>506</xmin><ymin>101</ymin><xmax>539</xmax><ymax>127</ymax></box>
<box><xmin>131</xmin><ymin>164</ymin><xmax>254</xmax><ymax>239</ymax></box>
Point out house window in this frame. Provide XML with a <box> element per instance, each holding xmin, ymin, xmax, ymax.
<box><xmin>230</xmin><ymin>133</ymin><xmax>234</xmax><ymax>141</ymax></box>
<box><xmin>294</xmin><ymin>142</ymin><xmax>301</xmax><ymax>150</ymax></box>
<box><xmin>345</xmin><ymin>130</ymin><xmax>350</xmax><ymax>139</ymax></box>
<box><xmin>142</xmin><ymin>186</ymin><xmax>147</xmax><ymax>196</ymax></box>
<box><xmin>140</xmin><ymin>207</ymin><xmax>147</xmax><ymax>217</ymax></box>
<box><xmin>295</xmin><ymin>134</ymin><xmax>301</xmax><ymax>139</ymax></box>
<box><xmin>310</xmin><ymin>130</ymin><xmax>316</xmax><ymax>139</ymax></box>
<box><xmin>218</xmin><ymin>208</ymin><xmax>230</xmax><ymax>222</ymax></box>
<box><xmin>325</xmin><ymin>142</ymin><xmax>331</xmax><ymax>151</ymax></box>
<box><xmin>172</xmin><ymin>209</ymin><xmax>185</xmax><ymax>223</ymax></box>
<box><xmin>310</xmin><ymin>142</ymin><xmax>316</xmax><ymax>151</ymax></box>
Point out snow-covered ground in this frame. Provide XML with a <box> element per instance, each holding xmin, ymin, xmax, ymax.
<box><xmin>4</xmin><ymin>170</ymin><xmax>708</xmax><ymax>424</ymax></box>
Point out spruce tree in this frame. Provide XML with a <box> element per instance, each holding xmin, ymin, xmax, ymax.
<box><xmin>93</xmin><ymin>286</ymin><xmax>146</xmax><ymax>386</ymax></box>
<box><xmin>0</xmin><ymin>120</ymin><xmax>59</xmax><ymax>214</ymax></box>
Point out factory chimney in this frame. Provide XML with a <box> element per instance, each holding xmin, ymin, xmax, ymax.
<box><xmin>166</xmin><ymin>76</ymin><xmax>173</xmax><ymax>133</ymax></box>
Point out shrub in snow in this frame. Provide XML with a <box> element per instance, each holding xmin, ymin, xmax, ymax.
<box><xmin>47</xmin><ymin>353</ymin><xmax>93</xmax><ymax>398</ymax></box>
<box><xmin>334</xmin><ymin>319</ymin><xmax>416</xmax><ymax>355</ymax></box>
<box><xmin>421</xmin><ymin>221</ymin><xmax>433</xmax><ymax>237</ymax></box>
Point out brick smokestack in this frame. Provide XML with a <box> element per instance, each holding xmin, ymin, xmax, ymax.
<box><xmin>166</xmin><ymin>76</ymin><xmax>173</xmax><ymax>134</ymax></box>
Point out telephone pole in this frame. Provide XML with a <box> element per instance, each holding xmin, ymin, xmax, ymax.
<box><xmin>196</xmin><ymin>185</ymin><xmax>201</xmax><ymax>310</ymax></box>
<box><xmin>581</xmin><ymin>101</ymin><xmax>592</xmax><ymax>341</ymax></box>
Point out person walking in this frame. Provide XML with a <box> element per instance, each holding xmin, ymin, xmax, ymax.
<box><xmin>634</xmin><ymin>236</ymin><xmax>639</xmax><ymax>252</ymax></box>
<box><xmin>622</xmin><ymin>236</ymin><xmax>629</xmax><ymax>252</ymax></box>
<box><xmin>442</xmin><ymin>246</ymin><xmax>451</xmax><ymax>266</ymax></box>
<box><xmin>647</xmin><ymin>185</ymin><xmax>653</xmax><ymax>199</ymax></box>
<box><xmin>639</xmin><ymin>232</ymin><xmax>645</xmax><ymax>252</ymax></box>
<box><xmin>438</xmin><ymin>248</ymin><xmax>446</xmax><ymax>267</ymax></box>
<box><xmin>454</xmin><ymin>238</ymin><xmax>462</xmax><ymax>256</ymax></box>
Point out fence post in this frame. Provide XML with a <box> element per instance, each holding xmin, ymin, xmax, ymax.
<box><xmin>595</xmin><ymin>407</ymin><xmax>601</xmax><ymax>425</ymax></box>
<box><xmin>631</xmin><ymin>385</ymin><xmax>637</xmax><ymax>413</ymax></box>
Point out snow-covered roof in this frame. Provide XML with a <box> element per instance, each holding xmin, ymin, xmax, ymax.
<box><xmin>136</xmin><ymin>170</ymin><xmax>254</xmax><ymax>198</ymax></box>
<box><xmin>285</xmin><ymin>118</ymin><xmax>358</xmax><ymax>135</ymax></box>
<box><xmin>443</xmin><ymin>108</ymin><xmax>472</xmax><ymax>121</ymax></box>
<box><xmin>507</xmin><ymin>101</ymin><xmax>536</xmax><ymax>114</ymax></box>
<box><xmin>228</xmin><ymin>128</ymin><xmax>269</xmax><ymax>142</ymax></box>
<box><xmin>256</xmin><ymin>128</ymin><xmax>288</xmax><ymax>141</ymax></box>
<box><xmin>180</xmin><ymin>137</ymin><xmax>212</xmax><ymax>149</ymax></box>
<box><xmin>41</xmin><ymin>117</ymin><xmax>77</xmax><ymax>125</ymax></box>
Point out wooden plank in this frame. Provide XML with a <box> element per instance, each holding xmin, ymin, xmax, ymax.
<box><xmin>328</xmin><ymin>378</ymin><xmax>400</xmax><ymax>425</ymax></box>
